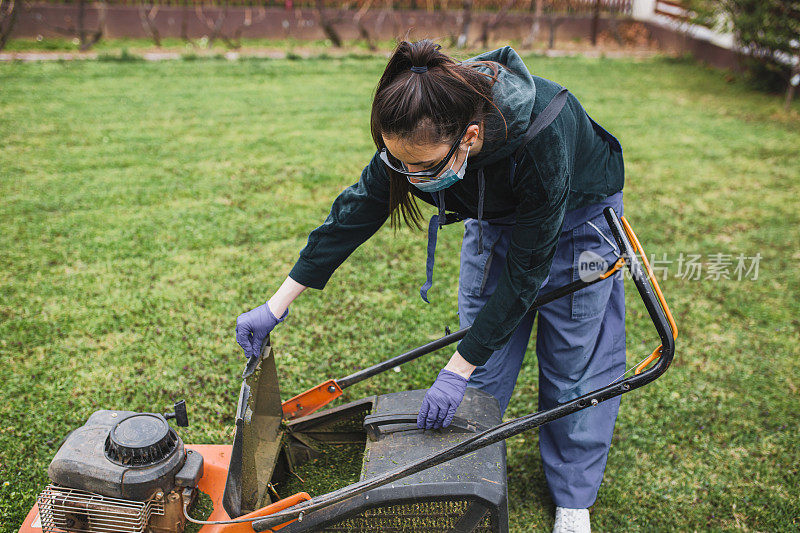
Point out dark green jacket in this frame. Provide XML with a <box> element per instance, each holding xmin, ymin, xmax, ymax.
<box><xmin>289</xmin><ymin>47</ymin><xmax>624</xmax><ymax>366</ymax></box>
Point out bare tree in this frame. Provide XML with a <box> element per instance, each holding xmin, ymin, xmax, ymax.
<box><xmin>75</xmin><ymin>0</ymin><xmax>105</xmax><ymax>51</ymax></box>
<box><xmin>786</xmin><ymin>61</ymin><xmax>800</xmax><ymax>112</ymax></box>
<box><xmin>195</xmin><ymin>3</ymin><xmax>228</xmax><ymax>47</ymax></box>
<box><xmin>456</xmin><ymin>0</ymin><xmax>473</xmax><ymax>48</ymax></box>
<box><xmin>314</xmin><ymin>0</ymin><xmax>344</xmax><ymax>47</ymax></box>
<box><xmin>352</xmin><ymin>0</ymin><xmax>377</xmax><ymax>51</ymax></box>
<box><xmin>0</xmin><ymin>0</ymin><xmax>21</xmax><ymax>52</ymax></box>
<box><xmin>227</xmin><ymin>4</ymin><xmax>266</xmax><ymax>49</ymax></box>
<box><xmin>193</xmin><ymin>0</ymin><xmax>265</xmax><ymax>49</ymax></box>
<box><xmin>374</xmin><ymin>0</ymin><xmax>402</xmax><ymax>41</ymax></box>
<box><xmin>138</xmin><ymin>1</ymin><xmax>161</xmax><ymax>47</ymax></box>
<box><xmin>34</xmin><ymin>0</ymin><xmax>106</xmax><ymax>51</ymax></box>
<box><xmin>546</xmin><ymin>13</ymin><xmax>563</xmax><ymax>49</ymax></box>
<box><xmin>527</xmin><ymin>0</ymin><xmax>565</xmax><ymax>50</ymax></box>
<box><xmin>478</xmin><ymin>0</ymin><xmax>518</xmax><ymax>49</ymax></box>
<box><xmin>522</xmin><ymin>0</ymin><xmax>544</xmax><ymax>48</ymax></box>
<box><xmin>523</xmin><ymin>0</ymin><xmax>561</xmax><ymax>50</ymax></box>
<box><xmin>180</xmin><ymin>0</ymin><xmax>195</xmax><ymax>46</ymax></box>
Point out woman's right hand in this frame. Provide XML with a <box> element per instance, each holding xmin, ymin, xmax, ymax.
<box><xmin>235</xmin><ymin>301</ymin><xmax>288</xmax><ymax>360</ymax></box>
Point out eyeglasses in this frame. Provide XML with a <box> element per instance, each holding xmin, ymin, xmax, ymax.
<box><xmin>379</xmin><ymin>121</ymin><xmax>479</xmax><ymax>181</ymax></box>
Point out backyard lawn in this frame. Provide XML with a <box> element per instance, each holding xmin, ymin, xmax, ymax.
<box><xmin>0</xmin><ymin>50</ymin><xmax>798</xmax><ymax>531</ymax></box>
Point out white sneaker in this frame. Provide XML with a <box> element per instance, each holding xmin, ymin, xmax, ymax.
<box><xmin>553</xmin><ymin>507</ymin><xmax>591</xmax><ymax>533</ymax></box>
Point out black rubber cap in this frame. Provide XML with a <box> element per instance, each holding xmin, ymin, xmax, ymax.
<box><xmin>173</xmin><ymin>400</ymin><xmax>189</xmax><ymax>427</ymax></box>
<box><xmin>105</xmin><ymin>413</ymin><xmax>178</xmax><ymax>467</ymax></box>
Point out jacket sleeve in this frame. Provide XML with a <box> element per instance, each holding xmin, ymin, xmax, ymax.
<box><xmin>457</xmin><ymin>128</ymin><xmax>570</xmax><ymax>366</ymax></box>
<box><xmin>289</xmin><ymin>151</ymin><xmax>391</xmax><ymax>289</ymax></box>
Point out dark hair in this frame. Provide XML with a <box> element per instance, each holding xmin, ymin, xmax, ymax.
<box><xmin>370</xmin><ymin>39</ymin><xmax>507</xmax><ymax>229</ymax></box>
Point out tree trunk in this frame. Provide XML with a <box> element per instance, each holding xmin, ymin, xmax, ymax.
<box><xmin>77</xmin><ymin>0</ymin><xmax>87</xmax><ymax>47</ymax></box>
<box><xmin>353</xmin><ymin>0</ymin><xmax>376</xmax><ymax>51</ymax></box>
<box><xmin>523</xmin><ymin>0</ymin><xmax>543</xmax><ymax>48</ymax></box>
<box><xmin>28</xmin><ymin>0</ymin><xmax>105</xmax><ymax>49</ymax></box>
<box><xmin>139</xmin><ymin>3</ymin><xmax>161</xmax><ymax>48</ymax></box>
<box><xmin>590</xmin><ymin>0</ymin><xmax>600</xmax><ymax>46</ymax></box>
<box><xmin>480</xmin><ymin>0</ymin><xmax>516</xmax><ymax>49</ymax></box>
<box><xmin>548</xmin><ymin>15</ymin><xmax>558</xmax><ymax>49</ymax></box>
<box><xmin>355</xmin><ymin>20</ymin><xmax>375</xmax><ymax>50</ymax></box>
<box><xmin>229</xmin><ymin>6</ymin><xmax>266</xmax><ymax>49</ymax></box>
<box><xmin>785</xmin><ymin>62</ymin><xmax>800</xmax><ymax>112</ymax></box>
<box><xmin>180</xmin><ymin>0</ymin><xmax>194</xmax><ymax>45</ymax></box>
<box><xmin>479</xmin><ymin>19</ymin><xmax>489</xmax><ymax>48</ymax></box>
<box><xmin>0</xmin><ymin>0</ymin><xmax>21</xmax><ymax>52</ymax></box>
<box><xmin>456</xmin><ymin>0</ymin><xmax>473</xmax><ymax>48</ymax></box>
<box><xmin>195</xmin><ymin>3</ymin><xmax>230</xmax><ymax>47</ymax></box>
<box><xmin>77</xmin><ymin>0</ymin><xmax>105</xmax><ymax>51</ymax></box>
<box><xmin>315</xmin><ymin>0</ymin><xmax>342</xmax><ymax>47</ymax></box>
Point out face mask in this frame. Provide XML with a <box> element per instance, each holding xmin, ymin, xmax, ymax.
<box><xmin>409</xmin><ymin>144</ymin><xmax>471</xmax><ymax>193</ymax></box>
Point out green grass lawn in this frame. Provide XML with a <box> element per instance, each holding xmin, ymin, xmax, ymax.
<box><xmin>1</xmin><ymin>52</ymin><xmax>798</xmax><ymax>531</ymax></box>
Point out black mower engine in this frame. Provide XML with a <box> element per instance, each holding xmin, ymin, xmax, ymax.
<box><xmin>37</xmin><ymin>401</ymin><xmax>204</xmax><ymax>533</ymax></box>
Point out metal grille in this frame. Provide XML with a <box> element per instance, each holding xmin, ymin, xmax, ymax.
<box><xmin>37</xmin><ymin>485</ymin><xmax>164</xmax><ymax>533</ymax></box>
<box><xmin>323</xmin><ymin>499</ymin><xmax>493</xmax><ymax>532</ymax></box>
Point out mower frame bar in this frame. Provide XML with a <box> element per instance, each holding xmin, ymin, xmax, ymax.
<box><xmin>253</xmin><ymin>207</ymin><xmax>676</xmax><ymax>531</ymax></box>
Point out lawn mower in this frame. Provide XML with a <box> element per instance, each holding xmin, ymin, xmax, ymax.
<box><xmin>19</xmin><ymin>207</ymin><xmax>677</xmax><ymax>533</ymax></box>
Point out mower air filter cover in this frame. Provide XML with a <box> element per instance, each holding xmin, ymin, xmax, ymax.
<box><xmin>48</xmin><ymin>410</ymin><xmax>185</xmax><ymax>501</ymax></box>
<box><xmin>105</xmin><ymin>413</ymin><xmax>179</xmax><ymax>466</ymax></box>
<box><xmin>281</xmin><ymin>387</ymin><xmax>509</xmax><ymax>533</ymax></box>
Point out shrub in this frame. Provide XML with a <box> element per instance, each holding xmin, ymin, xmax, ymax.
<box><xmin>688</xmin><ymin>0</ymin><xmax>800</xmax><ymax>93</ymax></box>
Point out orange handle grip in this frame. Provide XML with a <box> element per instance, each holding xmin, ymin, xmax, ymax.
<box><xmin>618</xmin><ymin>216</ymin><xmax>678</xmax><ymax>375</ymax></box>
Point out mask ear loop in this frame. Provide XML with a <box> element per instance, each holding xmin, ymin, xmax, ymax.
<box><xmin>461</xmin><ymin>143</ymin><xmax>472</xmax><ymax>171</ymax></box>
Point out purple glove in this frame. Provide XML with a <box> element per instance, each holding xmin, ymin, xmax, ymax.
<box><xmin>417</xmin><ymin>369</ymin><xmax>468</xmax><ymax>430</ymax></box>
<box><xmin>235</xmin><ymin>302</ymin><xmax>287</xmax><ymax>360</ymax></box>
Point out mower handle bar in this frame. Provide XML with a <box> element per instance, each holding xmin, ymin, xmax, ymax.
<box><xmin>251</xmin><ymin>206</ymin><xmax>677</xmax><ymax>531</ymax></box>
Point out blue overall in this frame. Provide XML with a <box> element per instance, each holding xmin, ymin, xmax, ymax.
<box><xmin>418</xmin><ymin>88</ymin><xmax>626</xmax><ymax>508</ymax></box>
<box><xmin>459</xmin><ymin>191</ymin><xmax>625</xmax><ymax>509</ymax></box>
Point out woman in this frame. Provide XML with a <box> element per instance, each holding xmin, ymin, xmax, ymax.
<box><xmin>236</xmin><ymin>39</ymin><xmax>625</xmax><ymax>533</ymax></box>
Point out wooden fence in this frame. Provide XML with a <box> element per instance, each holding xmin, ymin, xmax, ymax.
<box><xmin>28</xmin><ymin>0</ymin><xmax>632</xmax><ymax>16</ymax></box>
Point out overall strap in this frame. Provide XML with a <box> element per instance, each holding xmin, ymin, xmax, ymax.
<box><xmin>476</xmin><ymin>167</ymin><xmax>486</xmax><ymax>254</ymax></box>
<box><xmin>420</xmin><ymin>191</ymin><xmax>446</xmax><ymax>303</ymax></box>
<box><xmin>513</xmin><ymin>87</ymin><xmax>569</xmax><ymax>163</ymax></box>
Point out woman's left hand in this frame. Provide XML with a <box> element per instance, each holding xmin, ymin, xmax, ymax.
<box><xmin>417</xmin><ymin>368</ymin><xmax>468</xmax><ymax>429</ymax></box>
<box><xmin>417</xmin><ymin>350</ymin><xmax>476</xmax><ymax>429</ymax></box>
